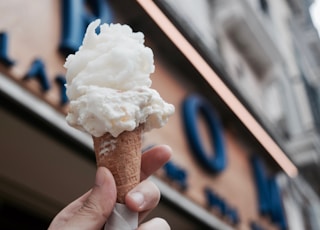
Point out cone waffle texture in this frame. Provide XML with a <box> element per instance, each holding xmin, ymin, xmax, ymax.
<box><xmin>92</xmin><ymin>125</ymin><xmax>144</xmax><ymax>203</ymax></box>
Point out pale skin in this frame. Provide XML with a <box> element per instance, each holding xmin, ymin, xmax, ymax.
<box><xmin>48</xmin><ymin>145</ymin><xmax>172</xmax><ymax>230</ymax></box>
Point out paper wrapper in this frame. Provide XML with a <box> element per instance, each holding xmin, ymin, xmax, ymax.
<box><xmin>103</xmin><ymin>203</ymin><xmax>138</xmax><ymax>230</ymax></box>
<box><xmin>92</xmin><ymin>125</ymin><xmax>144</xmax><ymax>229</ymax></box>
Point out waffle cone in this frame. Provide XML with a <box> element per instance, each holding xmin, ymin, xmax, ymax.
<box><xmin>92</xmin><ymin>125</ymin><xmax>144</xmax><ymax>203</ymax></box>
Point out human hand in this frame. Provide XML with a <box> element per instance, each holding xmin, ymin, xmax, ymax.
<box><xmin>48</xmin><ymin>145</ymin><xmax>172</xmax><ymax>230</ymax></box>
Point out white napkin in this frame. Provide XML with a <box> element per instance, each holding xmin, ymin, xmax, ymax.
<box><xmin>104</xmin><ymin>203</ymin><xmax>138</xmax><ymax>230</ymax></box>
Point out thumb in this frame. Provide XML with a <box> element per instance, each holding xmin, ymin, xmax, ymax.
<box><xmin>66</xmin><ymin>167</ymin><xmax>117</xmax><ymax>229</ymax></box>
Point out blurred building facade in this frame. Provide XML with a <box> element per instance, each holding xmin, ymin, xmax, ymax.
<box><xmin>158</xmin><ymin>0</ymin><xmax>320</xmax><ymax>228</ymax></box>
<box><xmin>1</xmin><ymin>0</ymin><xmax>320</xmax><ymax>229</ymax></box>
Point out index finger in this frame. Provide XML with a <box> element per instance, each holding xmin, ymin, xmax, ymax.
<box><xmin>140</xmin><ymin>145</ymin><xmax>172</xmax><ymax>180</ymax></box>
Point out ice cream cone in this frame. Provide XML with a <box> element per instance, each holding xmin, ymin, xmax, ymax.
<box><xmin>92</xmin><ymin>125</ymin><xmax>144</xmax><ymax>203</ymax></box>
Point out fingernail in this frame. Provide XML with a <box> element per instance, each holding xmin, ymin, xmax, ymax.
<box><xmin>95</xmin><ymin>167</ymin><xmax>105</xmax><ymax>186</ymax></box>
<box><xmin>129</xmin><ymin>192</ymin><xmax>144</xmax><ymax>207</ymax></box>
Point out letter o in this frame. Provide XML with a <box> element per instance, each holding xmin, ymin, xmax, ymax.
<box><xmin>182</xmin><ymin>94</ymin><xmax>227</xmax><ymax>173</ymax></box>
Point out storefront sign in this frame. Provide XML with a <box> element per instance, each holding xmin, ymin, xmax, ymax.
<box><xmin>182</xmin><ymin>94</ymin><xmax>227</xmax><ymax>173</ymax></box>
<box><xmin>0</xmin><ymin>32</ymin><xmax>15</xmax><ymax>67</ymax></box>
<box><xmin>59</xmin><ymin>0</ymin><xmax>113</xmax><ymax>56</ymax></box>
<box><xmin>163</xmin><ymin>93</ymin><xmax>286</xmax><ymax>229</ymax></box>
<box><xmin>251</xmin><ymin>156</ymin><xmax>287</xmax><ymax>230</ymax></box>
<box><xmin>0</xmin><ymin>0</ymin><xmax>113</xmax><ymax>108</ymax></box>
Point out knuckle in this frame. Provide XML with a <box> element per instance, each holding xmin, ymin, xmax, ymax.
<box><xmin>79</xmin><ymin>196</ymin><xmax>109</xmax><ymax>219</ymax></box>
<box><xmin>142</xmin><ymin>180</ymin><xmax>161</xmax><ymax>209</ymax></box>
